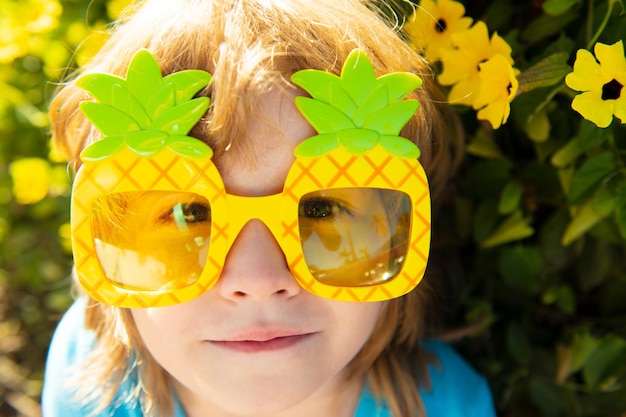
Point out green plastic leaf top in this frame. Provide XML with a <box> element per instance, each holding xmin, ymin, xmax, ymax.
<box><xmin>77</xmin><ymin>49</ymin><xmax>213</xmax><ymax>160</ymax></box>
<box><xmin>291</xmin><ymin>49</ymin><xmax>422</xmax><ymax>158</ymax></box>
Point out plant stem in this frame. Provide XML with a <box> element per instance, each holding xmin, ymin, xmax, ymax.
<box><xmin>586</xmin><ymin>0</ymin><xmax>619</xmax><ymax>50</ymax></box>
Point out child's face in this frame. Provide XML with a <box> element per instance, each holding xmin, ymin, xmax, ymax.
<box><xmin>131</xmin><ymin>89</ymin><xmax>383</xmax><ymax>416</ymax></box>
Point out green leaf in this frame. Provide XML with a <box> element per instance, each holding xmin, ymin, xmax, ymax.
<box><xmin>376</xmin><ymin>72</ymin><xmax>422</xmax><ymax>102</ymax></box>
<box><xmin>498</xmin><ymin>245</ymin><xmax>543</xmax><ymax>293</ymax></box>
<box><xmin>291</xmin><ymin>70</ymin><xmax>341</xmax><ymax>104</ymax></box>
<box><xmin>294</xmin><ymin>97</ymin><xmax>355</xmax><ymax>134</ymax></box>
<box><xmin>507</xmin><ymin>323</ymin><xmax>532</xmax><ymax>362</ymax></box>
<box><xmin>112</xmin><ymin>84</ymin><xmax>151</xmax><ymax>128</ymax></box>
<box><xmin>167</xmin><ymin>136</ymin><xmax>213</xmax><ymax>158</ymax></box>
<box><xmin>525</xmin><ymin>105</ymin><xmax>552</xmax><ymax>143</ymax></box>
<box><xmin>615</xmin><ymin>180</ymin><xmax>626</xmax><ymax>238</ymax></box>
<box><xmin>568</xmin><ymin>151</ymin><xmax>616</xmax><ymax>205</ymax></box>
<box><xmin>499</xmin><ymin>181</ymin><xmax>524</xmax><ymax>215</ymax></box>
<box><xmin>512</xmin><ymin>83</ymin><xmax>561</xmax><ymax>135</ymax></box>
<box><xmin>79</xmin><ymin>102</ymin><xmax>141</xmax><ymax>136</ymax></box>
<box><xmin>592</xmin><ymin>184</ymin><xmax>616</xmax><ymax>218</ymax></box>
<box><xmin>551</xmin><ymin>138</ymin><xmax>582</xmax><ymax>168</ymax></box>
<box><xmin>543</xmin><ymin>284</ymin><xmax>576</xmax><ymax>314</ymax></box>
<box><xmin>481</xmin><ymin>211</ymin><xmax>534</xmax><ymax>248</ymax></box>
<box><xmin>125</xmin><ymin>130</ymin><xmax>168</xmax><ymax>156</ymax></box>
<box><xmin>521</xmin><ymin>11</ymin><xmax>578</xmax><ymax>44</ymax></box>
<box><xmin>149</xmin><ymin>97</ymin><xmax>210</xmax><ymax>135</ymax></box>
<box><xmin>337</xmin><ymin>129</ymin><xmax>379</xmax><ymax>154</ymax></box>
<box><xmin>570</xmin><ymin>330</ymin><xmax>601</xmax><ymax>375</ymax></box>
<box><xmin>577</xmin><ymin>238</ymin><xmax>615</xmax><ymax>290</ymax></box>
<box><xmin>467</xmin><ymin>160</ymin><xmax>513</xmax><ymax>200</ymax></box>
<box><xmin>473</xmin><ymin>201</ymin><xmax>500</xmax><ymax>243</ymax></box>
<box><xmin>583</xmin><ymin>335</ymin><xmax>626</xmax><ymax>389</ymax></box>
<box><xmin>378</xmin><ymin>135</ymin><xmax>420</xmax><ymax>158</ymax></box>
<box><xmin>467</xmin><ymin>130</ymin><xmax>504</xmax><ymax>159</ymax></box>
<box><xmin>80</xmin><ymin>136</ymin><xmax>126</xmax><ymax>161</ymax></box>
<box><xmin>126</xmin><ymin>49</ymin><xmax>163</xmax><ymax>108</ymax></box>
<box><xmin>162</xmin><ymin>70</ymin><xmax>212</xmax><ymax>104</ymax></box>
<box><xmin>517</xmin><ymin>52</ymin><xmax>571</xmax><ymax>94</ymax></box>
<box><xmin>352</xmin><ymin>84</ymin><xmax>389</xmax><ymax>127</ymax></box>
<box><xmin>76</xmin><ymin>73</ymin><xmax>128</xmax><ymax>105</ymax></box>
<box><xmin>341</xmin><ymin>49</ymin><xmax>376</xmax><ymax>106</ymax></box>
<box><xmin>529</xmin><ymin>377</ymin><xmax>568</xmax><ymax>417</ymax></box>
<box><xmin>561</xmin><ymin>197</ymin><xmax>604</xmax><ymax>245</ymax></box>
<box><xmin>294</xmin><ymin>134</ymin><xmax>339</xmax><ymax>158</ymax></box>
<box><xmin>577</xmin><ymin>119</ymin><xmax>610</xmax><ymax>151</ymax></box>
<box><xmin>543</xmin><ymin>0</ymin><xmax>582</xmax><ymax>16</ymax></box>
<box><xmin>362</xmin><ymin>100</ymin><xmax>419</xmax><ymax>135</ymax></box>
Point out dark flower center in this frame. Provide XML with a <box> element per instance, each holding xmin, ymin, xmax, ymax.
<box><xmin>435</xmin><ymin>19</ymin><xmax>447</xmax><ymax>33</ymax></box>
<box><xmin>602</xmin><ymin>79</ymin><xmax>623</xmax><ymax>100</ymax></box>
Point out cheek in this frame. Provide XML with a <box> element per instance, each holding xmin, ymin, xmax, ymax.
<box><xmin>131</xmin><ymin>306</ymin><xmax>197</xmax><ymax>358</ymax></box>
<box><xmin>330</xmin><ymin>302</ymin><xmax>383</xmax><ymax>353</ymax></box>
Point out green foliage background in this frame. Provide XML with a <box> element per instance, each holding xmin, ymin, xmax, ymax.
<box><xmin>0</xmin><ymin>0</ymin><xmax>625</xmax><ymax>416</ymax></box>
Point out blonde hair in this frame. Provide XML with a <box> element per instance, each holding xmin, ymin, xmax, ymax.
<box><xmin>52</xmin><ymin>0</ymin><xmax>460</xmax><ymax>416</ymax></box>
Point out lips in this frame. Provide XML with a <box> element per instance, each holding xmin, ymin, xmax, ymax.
<box><xmin>207</xmin><ymin>330</ymin><xmax>316</xmax><ymax>353</ymax></box>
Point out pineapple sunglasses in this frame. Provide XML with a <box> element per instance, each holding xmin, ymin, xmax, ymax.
<box><xmin>70</xmin><ymin>49</ymin><xmax>431</xmax><ymax>308</ymax></box>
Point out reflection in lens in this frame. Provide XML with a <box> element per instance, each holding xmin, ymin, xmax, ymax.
<box><xmin>299</xmin><ymin>188</ymin><xmax>411</xmax><ymax>287</ymax></box>
<box><xmin>91</xmin><ymin>191</ymin><xmax>211</xmax><ymax>291</ymax></box>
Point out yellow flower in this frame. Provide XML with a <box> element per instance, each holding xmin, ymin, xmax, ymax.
<box><xmin>474</xmin><ymin>55</ymin><xmax>519</xmax><ymax>129</ymax></box>
<box><xmin>438</xmin><ymin>21</ymin><xmax>514</xmax><ymax>106</ymax></box>
<box><xmin>58</xmin><ymin>222</ymin><xmax>72</xmax><ymax>254</ymax></box>
<box><xmin>0</xmin><ymin>0</ymin><xmax>62</xmax><ymax>63</ymax></box>
<box><xmin>107</xmin><ymin>0</ymin><xmax>139</xmax><ymax>20</ymax></box>
<box><xmin>22</xmin><ymin>0</ymin><xmax>62</xmax><ymax>33</ymax></box>
<box><xmin>0</xmin><ymin>10</ymin><xmax>29</xmax><ymax>63</ymax></box>
<box><xmin>64</xmin><ymin>20</ymin><xmax>112</xmax><ymax>68</ymax></box>
<box><xmin>9</xmin><ymin>158</ymin><xmax>51</xmax><ymax>205</ymax></box>
<box><xmin>41</xmin><ymin>39</ymin><xmax>71</xmax><ymax>79</ymax></box>
<box><xmin>565</xmin><ymin>41</ymin><xmax>626</xmax><ymax>128</ymax></box>
<box><xmin>403</xmin><ymin>0</ymin><xmax>472</xmax><ymax>62</ymax></box>
<box><xmin>71</xmin><ymin>21</ymin><xmax>111</xmax><ymax>67</ymax></box>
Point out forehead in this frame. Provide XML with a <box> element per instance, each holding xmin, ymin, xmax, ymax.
<box><xmin>212</xmin><ymin>88</ymin><xmax>316</xmax><ymax>197</ymax></box>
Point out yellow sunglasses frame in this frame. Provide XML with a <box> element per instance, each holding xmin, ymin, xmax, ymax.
<box><xmin>71</xmin><ymin>143</ymin><xmax>430</xmax><ymax>308</ymax></box>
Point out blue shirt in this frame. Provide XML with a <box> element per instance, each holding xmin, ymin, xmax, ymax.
<box><xmin>43</xmin><ymin>299</ymin><xmax>496</xmax><ymax>417</ymax></box>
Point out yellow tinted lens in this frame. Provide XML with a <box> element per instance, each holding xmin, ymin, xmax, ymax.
<box><xmin>91</xmin><ymin>191</ymin><xmax>211</xmax><ymax>291</ymax></box>
<box><xmin>299</xmin><ymin>188</ymin><xmax>411</xmax><ymax>287</ymax></box>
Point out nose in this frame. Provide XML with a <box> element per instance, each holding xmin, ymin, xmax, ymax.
<box><xmin>216</xmin><ymin>219</ymin><xmax>302</xmax><ymax>302</ymax></box>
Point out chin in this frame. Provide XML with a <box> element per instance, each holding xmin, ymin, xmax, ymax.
<box><xmin>178</xmin><ymin>375</ymin><xmax>326</xmax><ymax>416</ymax></box>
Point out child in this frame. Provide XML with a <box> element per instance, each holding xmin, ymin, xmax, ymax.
<box><xmin>43</xmin><ymin>0</ymin><xmax>496</xmax><ymax>416</ymax></box>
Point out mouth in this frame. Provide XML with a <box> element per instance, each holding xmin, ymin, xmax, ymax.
<box><xmin>208</xmin><ymin>332</ymin><xmax>315</xmax><ymax>354</ymax></box>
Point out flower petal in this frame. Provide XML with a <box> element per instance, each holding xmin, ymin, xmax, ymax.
<box><xmin>472</xmin><ymin>55</ymin><xmax>518</xmax><ymax>129</ymax></box>
<box><xmin>571</xmin><ymin>91</ymin><xmax>615</xmax><ymax>128</ymax></box>
<box><xmin>474</xmin><ymin>55</ymin><xmax>518</xmax><ymax>108</ymax></box>
<box><xmin>438</xmin><ymin>47</ymin><xmax>477</xmax><ymax>85</ymax></box>
<box><xmin>594</xmin><ymin>41</ymin><xmax>626</xmax><ymax>78</ymax></box>
<box><xmin>452</xmin><ymin>21</ymin><xmax>490</xmax><ymax>56</ymax></box>
<box><xmin>405</xmin><ymin>0</ymin><xmax>473</xmax><ymax>62</ymax></box>
<box><xmin>448</xmin><ymin>77</ymin><xmax>480</xmax><ymax>105</ymax></box>
<box><xmin>613</xmin><ymin>95</ymin><xmax>626</xmax><ymax>124</ymax></box>
<box><xmin>490</xmin><ymin>32</ymin><xmax>514</xmax><ymax>62</ymax></box>
<box><xmin>565</xmin><ymin>49</ymin><xmax>603</xmax><ymax>92</ymax></box>
<box><xmin>477</xmin><ymin>97</ymin><xmax>510</xmax><ymax>129</ymax></box>
<box><xmin>9</xmin><ymin>158</ymin><xmax>51</xmax><ymax>205</ymax></box>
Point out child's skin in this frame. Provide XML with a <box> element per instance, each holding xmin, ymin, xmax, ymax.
<box><xmin>131</xmin><ymin>89</ymin><xmax>384</xmax><ymax>417</ymax></box>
